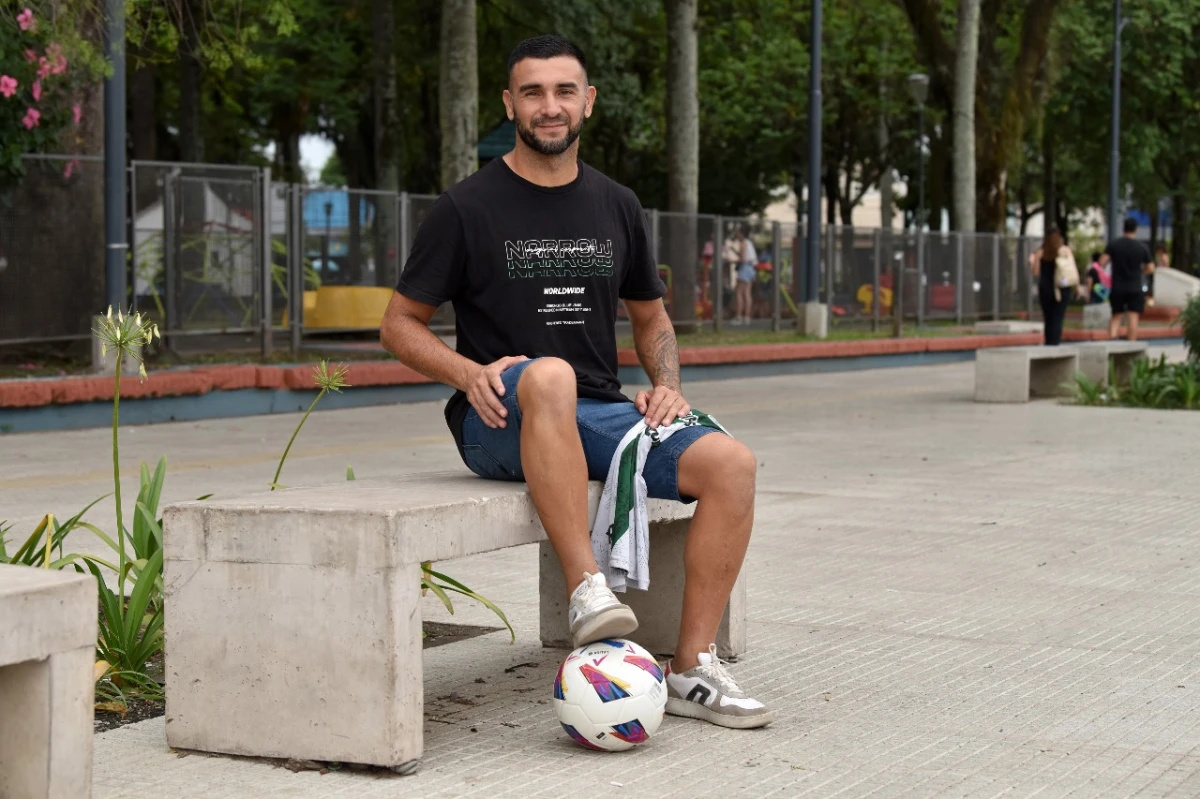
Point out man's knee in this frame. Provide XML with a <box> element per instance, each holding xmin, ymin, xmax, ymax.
<box><xmin>517</xmin><ymin>357</ymin><xmax>577</xmax><ymax>414</ymax></box>
<box><xmin>681</xmin><ymin>435</ymin><xmax>757</xmax><ymax>499</ymax></box>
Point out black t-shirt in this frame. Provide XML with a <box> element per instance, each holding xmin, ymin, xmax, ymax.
<box><xmin>1105</xmin><ymin>237</ymin><xmax>1152</xmax><ymax>293</ymax></box>
<box><xmin>397</xmin><ymin>158</ymin><xmax>666</xmax><ymax>449</ymax></box>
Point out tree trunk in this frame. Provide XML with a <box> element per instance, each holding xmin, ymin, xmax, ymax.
<box><xmin>129</xmin><ymin>54</ymin><xmax>157</xmax><ymax>212</ymax></box>
<box><xmin>952</xmin><ymin>0</ymin><xmax>980</xmax><ymax>234</ymax></box>
<box><xmin>439</xmin><ymin>0</ymin><xmax>477</xmax><ymax>190</ymax></box>
<box><xmin>373</xmin><ymin>0</ymin><xmax>400</xmax><ymax>288</ymax></box>
<box><xmin>1043</xmin><ymin>127</ymin><xmax>1056</xmax><ymax>238</ymax></box>
<box><xmin>177</xmin><ymin>0</ymin><xmax>204</xmax><ymax>163</ymax></box>
<box><xmin>665</xmin><ymin>0</ymin><xmax>699</xmax><ymax>332</ymax></box>
<box><xmin>878</xmin><ymin>95</ymin><xmax>894</xmax><ymax>230</ymax></box>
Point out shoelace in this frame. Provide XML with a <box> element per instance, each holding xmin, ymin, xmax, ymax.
<box><xmin>694</xmin><ymin>644</ymin><xmax>745</xmax><ymax>698</ymax></box>
<box><xmin>576</xmin><ymin>572</ymin><xmax>606</xmax><ymax>609</ymax></box>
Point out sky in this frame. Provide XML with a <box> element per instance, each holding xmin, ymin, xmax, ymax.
<box><xmin>261</xmin><ymin>135</ymin><xmax>337</xmax><ymax>184</ymax></box>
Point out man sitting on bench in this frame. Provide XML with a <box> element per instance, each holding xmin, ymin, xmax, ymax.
<box><xmin>381</xmin><ymin>35</ymin><xmax>770</xmax><ymax>729</ymax></box>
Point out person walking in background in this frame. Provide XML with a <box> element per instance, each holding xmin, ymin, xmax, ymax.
<box><xmin>732</xmin><ymin>226</ymin><xmax>756</xmax><ymax>325</ymax></box>
<box><xmin>1029</xmin><ymin>228</ymin><xmax>1078</xmax><ymax>346</ymax></box>
<box><xmin>1084</xmin><ymin>251</ymin><xmax>1111</xmax><ymax>305</ymax></box>
<box><xmin>1099</xmin><ymin>218</ymin><xmax>1154</xmax><ymax>341</ymax></box>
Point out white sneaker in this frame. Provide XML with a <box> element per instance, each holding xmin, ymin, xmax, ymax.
<box><xmin>568</xmin><ymin>572</ymin><xmax>638</xmax><ymax>647</ymax></box>
<box><xmin>665</xmin><ymin>644</ymin><xmax>772</xmax><ymax>729</ymax></box>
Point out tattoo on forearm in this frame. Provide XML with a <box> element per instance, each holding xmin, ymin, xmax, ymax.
<box><xmin>647</xmin><ymin>326</ymin><xmax>680</xmax><ymax>391</ymax></box>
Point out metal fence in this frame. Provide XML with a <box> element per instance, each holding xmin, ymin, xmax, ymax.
<box><xmin>1</xmin><ymin>156</ymin><xmax>1044</xmax><ymax>352</ymax></box>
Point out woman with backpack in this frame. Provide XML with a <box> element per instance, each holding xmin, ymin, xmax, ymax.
<box><xmin>1028</xmin><ymin>228</ymin><xmax>1080</xmax><ymax>346</ymax></box>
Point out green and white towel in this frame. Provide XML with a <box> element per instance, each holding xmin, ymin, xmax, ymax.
<box><xmin>591</xmin><ymin>410</ymin><xmax>728</xmax><ymax>592</ymax></box>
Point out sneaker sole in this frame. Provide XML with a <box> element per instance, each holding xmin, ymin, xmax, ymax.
<box><xmin>665</xmin><ymin>697</ymin><xmax>773</xmax><ymax>729</ymax></box>
<box><xmin>571</xmin><ymin>606</ymin><xmax>639</xmax><ymax>648</ymax></box>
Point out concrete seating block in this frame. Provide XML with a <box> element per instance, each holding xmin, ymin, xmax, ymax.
<box><xmin>1083</xmin><ymin>303</ymin><xmax>1112</xmax><ymax>330</ymax></box>
<box><xmin>974</xmin><ymin>321</ymin><xmax>1045</xmax><ymax>335</ymax></box>
<box><xmin>1078</xmin><ymin>341</ymin><xmax>1149</xmax><ymax>388</ymax></box>
<box><xmin>0</xmin><ymin>565</ymin><xmax>97</xmax><ymax>799</ymax></box>
<box><xmin>163</xmin><ymin>472</ymin><xmax>721</xmax><ymax>771</ymax></box>
<box><xmin>975</xmin><ymin>345</ymin><xmax>1080</xmax><ymax>403</ymax></box>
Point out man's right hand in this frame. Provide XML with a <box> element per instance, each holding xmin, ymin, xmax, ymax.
<box><xmin>466</xmin><ymin>356</ymin><xmax>529</xmax><ymax>429</ymax></box>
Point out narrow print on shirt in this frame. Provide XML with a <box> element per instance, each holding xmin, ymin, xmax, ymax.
<box><xmin>506</xmin><ymin>239</ymin><xmax>612</xmax><ymax>327</ymax></box>
<box><xmin>504</xmin><ymin>238</ymin><xmax>614</xmax><ymax>279</ymax></box>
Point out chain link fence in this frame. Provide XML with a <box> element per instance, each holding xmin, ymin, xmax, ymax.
<box><xmin>3</xmin><ymin>157</ymin><xmax>1046</xmax><ymax>352</ymax></box>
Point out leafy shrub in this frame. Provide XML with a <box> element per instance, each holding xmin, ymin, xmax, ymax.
<box><xmin>1179</xmin><ymin>294</ymin><xmax>1200</xmax><ymax>362</ymax></box>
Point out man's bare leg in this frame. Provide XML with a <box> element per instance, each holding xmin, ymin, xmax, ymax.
<box><xmin>1127</xmin><ymin>311</ymin><xmax>1140</xmax><ymax>341</ymax></box>
<box><xmin>1109</xmin><ymin>311</ymin><xmax>1123</xmax><ymax>340</ymax></box>
<box><xmin>516</xmin><ymin>357</ymin><xmax>598</xmax><ymax>595</ymax></box>
<box><xmin>673</xmin><ymin>434</ymin><xmax>757</xmax><ymax>671</ymax></box>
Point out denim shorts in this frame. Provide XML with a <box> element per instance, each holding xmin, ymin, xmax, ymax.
<box><xmin>459</xmin><ymin>359</ymin><xmax>721</xmax><ymax>503</ymax></box>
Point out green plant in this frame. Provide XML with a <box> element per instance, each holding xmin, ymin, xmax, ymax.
<box><xmin>1070</xmin><ymin>373</ymin><xmax>1106</xmax><ymax>406</ymax></box>
<box><xmin>421</xmin><ymin>562</ymin><xmax>514</xmax><ymax>643</ymax></box>
<box><xmin>92</xmin><ymin>307</ymin><xmax>160</xmax><ymax>600</ymax></box>
<box><xmin>0</xmin><ymin>497</ymin><xmax>116</xmax><ymax>571</ymax></box>
<box><xmin>1179</xmin><ymin>295</ymin><xmax>1200</xmax><ymax>362</ymax></box>
<box><xmin>80</xmin><ymin>550</ymin><xmax>164</xmax><ymax>701</ymax></box>
<box><xmin>271</xmin><ymin>360</ymin><xmax>350</xmax><ymax>489</ymax></box>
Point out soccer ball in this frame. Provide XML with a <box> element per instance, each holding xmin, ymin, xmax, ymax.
<box><xmin>552</xmin><ymin>638</ymin><xmax>667</xmax><ymax>752</ymax></box>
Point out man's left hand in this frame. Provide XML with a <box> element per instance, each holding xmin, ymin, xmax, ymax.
<box><xmin>635</xmin><ymin>386</ymin><xmax>690</xmax><ymax>429</ymax></box>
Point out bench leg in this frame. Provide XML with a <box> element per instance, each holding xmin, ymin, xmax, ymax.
<box><xmin>0</xmin><ymin>645</ymin><xmax>93</xmax><ymax>799</ymax></box>
<box><xmin>1112</xmin><ymin>352</ymin><xmax>1146</xmax><ymax>388</ymax></box>
<box><xmin>974</xmin><ymin>356</ymin><xmax>1032</xmax><ymax>402</ymax></box>
<box><xmin>538</xmin><ymin>518</ymin><xmax>747</xmax><ymax>659</ymax></box>
<box><xmin>1030</xmin><ymin>355</ymin><xmax>1079</xmax><ymax>398</ymax></box>
<box><xmin>166</xmin><ymin>558</ymin><xmax>425</xmax><ymax>770</ymax></box>
<box><xmin>1079</xmin><ymin>351</ymin><xmax>1110</xmax><ymax>388</ymax></box>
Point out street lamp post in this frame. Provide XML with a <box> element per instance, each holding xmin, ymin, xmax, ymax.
<box><xmin>1108</xmin><ymin>0</ymin><xmax>1130</xmax><ymax>243</ymax></box>
<box><xmin>323</xmin><ymin>201</ymin><xmax>333</xmax><ymax>282</ymax></box>
<box><xmin>805</xmin><ymin>0</ymin><xmax>822</xmax><ymax>308</ymax></box>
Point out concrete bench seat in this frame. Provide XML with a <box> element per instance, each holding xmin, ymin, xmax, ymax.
<box><xmin>974</xmin><ymin>320</ymin><xmax>1044</xmax><ymax>335</ymax></box>
<box><xmin>1078</xmin><ymin>341</ymin><xmax>1149</xmax><ymax>387</ymax></box>
<box><xmin>162</xmin><ymin>472</ymin><xmax>745</xmax><ymax>772</ymax></box>
<box><xmin>975</xmin><ymin>345</ymin><xmax>1080</xmax><ymax>403</ymax></box>
<box><xmin>0</xmin><ymin>564</ymin><xmax>97</xmax><ymax>799</ymax></box>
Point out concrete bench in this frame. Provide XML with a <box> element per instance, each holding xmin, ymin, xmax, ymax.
<box><xmin>1083</xmin><ymin>303</ymin><xmax>1112</xmax><ymax>330</ymax></box>
<box><xmin>975</xmin><ymin>345</ymin><xmax>1080</xmax><ymax>403</ymax></box>
<box><xmin>1078</xmin><ymin>341</ymin><xmax>1149</xmax><ymax>388</ymax></box>
<box><xmin>974</xmin><ymin>321</ymin><xmax>1044</xmax><ymax>335</ymax></box>
<box><xmin>162</xmin><ymin>473</ymin><xmax>745</xmax><ymax>772</ymax></box>
<box><xmin>0</xmin><ymin>565</ymin><xmax>97</xmax><ymax>799</ymax></box>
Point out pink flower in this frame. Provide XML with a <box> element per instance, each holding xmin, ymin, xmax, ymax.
<box><xmin>63</xmin><ymin>160</ymin><xmax>80</xmax><ymax>179</ymax></box>
<box><xmin>37</xmin><ymin>57</ymin><xmax>52</xmax><ymax>79</ymax></box>
<box><xmin>23</xmin><ymin>50</ymin><xmax>37</xmax><ymax>64</ymax></box>
<box><xmin>22</xmin><ymin>107</ymin><xmax>40</xmax><ymax>129</ymax></box>
<box><xmin>31</xmin><ymin>80</ymin><xmax>41</xmax><ymax>101</ymax></box>
<box><xmin>72</xmin><ymin>104</ymin><xmax>82</xmax><ymax>125</ymax></box>
<box><xmin>0</xmin><ymin>76</ymin><xmax>17</xmax><ymax>98</ymax></box>
<box><xmin>17</xmin><ymin>8</ymin><xmax>35</xmax><ymax>32</ymax></box>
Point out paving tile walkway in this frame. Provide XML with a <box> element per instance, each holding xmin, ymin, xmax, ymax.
<box><xmin>8</xmin><ymin>346</ymin><xmax>1200</xmax><ymax>797</ymax></box>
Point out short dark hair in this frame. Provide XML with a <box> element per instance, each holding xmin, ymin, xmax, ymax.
<box><xmin>507</xmin><ymin>35</ymin><xmax>587</xmax><ymax>82</ymax></box>
<box><xmin>1091</xmin><ymin>251</ymin><xmax>1102</xmax><ymax>262</ymax></box>
<box><xmin>1123</xmin><ymin>217</ymin><xmax>1138</xmax><ymax>234</ymax></box>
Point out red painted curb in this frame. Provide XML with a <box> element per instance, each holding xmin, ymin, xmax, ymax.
<box><xmin>0</xmin><ymin>328</ymin><xmax>1185</xmax><ymax>410</ymax></box>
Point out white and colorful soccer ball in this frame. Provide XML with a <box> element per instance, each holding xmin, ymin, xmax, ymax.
<box><xmin>552</xmin><ymin>638</ymin><xmax>667</xmax><ymax>752</ymax></box>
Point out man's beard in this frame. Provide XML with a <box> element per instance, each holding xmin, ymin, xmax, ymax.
<box><xmin>516</xmin><ymin>113</ymin><xmax>584</xmax><ymax>156</ymax></box>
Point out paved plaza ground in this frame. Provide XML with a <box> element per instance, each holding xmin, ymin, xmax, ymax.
<box><xmin>5</xmin><ymin>346</ymin><xmax>1200</xmax><ymax>797</ymax></box>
